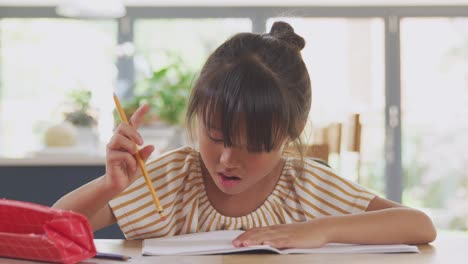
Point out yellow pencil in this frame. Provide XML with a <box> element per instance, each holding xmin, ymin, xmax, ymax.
<box><xmin>113</xmin><ymin>93</ymin><xmax>166</xmax><ymax>220</ymax></box>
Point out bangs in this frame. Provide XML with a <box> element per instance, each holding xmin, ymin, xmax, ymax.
<box><xmin>188</xmin><ymin>56</ymin><xmax>290</xmax><ymax>152</ymax></box>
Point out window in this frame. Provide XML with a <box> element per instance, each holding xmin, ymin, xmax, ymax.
<box><xmin>0</xmin><ymin>19</ymin><xmax>117</xmax><ymax>157</ymax></box>
<box><xmin>134</xmin><ymin>19</ymin><xmax>252</xmax><ymax>77</ymax></box>
<box><xmin>401</xmin><ymin>17</ymin><xmax>468</xmax><ymax>230</ymax></box>
<box><xmin>1</xmin><ymin>7</ymin><xmax>467</xmax><ymax>232</ymax></box>
<box><xmin>267</xmin><ymin>17</ymin><xmax>386</xmax><ymax>195</ymax></box>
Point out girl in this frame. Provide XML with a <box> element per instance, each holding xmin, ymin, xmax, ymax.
<box><xmin>53</xmin><ymin>21</ymin><xmax>436</xmax><ymax>249</ymax></box>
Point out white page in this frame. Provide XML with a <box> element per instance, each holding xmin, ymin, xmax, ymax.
<box><xmin>142</xmin><ymin>230</ymin><xmax>419</xmax><ymax>256</ymax></box>
<box><xmin>282</xmin><ymin>243</ymin><xmax>419</xmax><ymax>254</ymax></box>
<box><xmin>142</xmin><ymin>230</ymin><xmax>279</xmax><ymax>256</ymax></box>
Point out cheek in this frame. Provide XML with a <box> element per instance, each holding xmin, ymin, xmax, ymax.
<box><xmin>199</xmin><ymin>136</ymin><xmax>221</xmax><ymax>165</ymax></box>
<box><xmin>245</xmin><ymin>153</ymin><xmax>282</xmax><ymax>175</ymax></box>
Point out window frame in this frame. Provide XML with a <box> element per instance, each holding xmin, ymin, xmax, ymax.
<box><xmin>2</xmin><ymin>4</ymin><xmax>468</xmax><ymax>202</ymax></box>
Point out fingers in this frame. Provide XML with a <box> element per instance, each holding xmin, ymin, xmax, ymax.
<box><xmin>234</xmin><ymin>227</ymin><xmax>269</xmax><ymax>241</ymax></box>
<box><xmin>234</xmin><ymin>235</ymin><xmax>288</xmax><ymax>248</ymax></box>
<box><xmin>113</xmin><ymin>123</ymin><xmax>144</xmax><ymax>146</ymax></box>
<box><xmin>261</xmin><ymin>237</ymin><xmax>290</xmax><ymax>249</ymax></box>
<box><xmin>107</xmin><ymin>150</ymin><xmax>137</xmax><ymax>174</ymax></box>
<box><xmin>129</xmin><ymin>103</ymin><xmax>149</xmax><ymax>128</ymax></box>
<box><xmin>233</xmin><ymin>228</ymin><xmax>265</xmax><ymax>247</ymax></box>
<box><xmin>139</xmin><ymin>145</ymin><xmax>155</xmax><ymax>162</ymax></box>
<box><xmin>111</xmin><ymin>104</ymin><xmax>147</xmax><ymax>151</ymax></box>
<box><xmin>107</xmin><ymin>120</ymin><xmax>155</xmax><ymax>174</ymax></box>
<box><xmin>233</xmin><ymin>227</ymin><xmax>289</xmax><ymax>248</ymax></box>
<box><xmin>233</xmin><ymin>223</ymin><xmax>324</xmax><ymax>249</ymax></box>
<box><xmin>107</xmin><ymin>134</ymin><xmax>138</xmax><ymax>154</ymax></box>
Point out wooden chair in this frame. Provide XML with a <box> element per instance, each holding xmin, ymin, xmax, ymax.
<box><xmin>325</xmin><ymin>123</ymin><xmax>342</xmax><ymax>155</ymax></box>
<box><xmin>295</xmin><ymin>114</ymin><xmax>361</xmax><ymax>172</ymax></box>
<box><xmin>304</xmin><ymin>122</ymin><xmax>342</xmax><ymax>164</ymax></box>
<box><xmin>306</xmin><ymin>114</ymin><xmax>361</xmax><ymax>172</ymax></box>
<box><xmin>344</xmin><ymin>113</ymin><xmax>362</xmax><ymax>182</ymax></box>
<box><xmin>346</xmin><ymin>114</ymin><xmax>361</xmax><ymax>153</ymax></box>
<box><xmin>303</xmin><ymin>144</ymin><xmax>330</xmax><ymax>163</ymax></box>
<box><xmin>285</xmin><ymin>143</ymin><xmax>330</xmax><ymax>167</ymax></box>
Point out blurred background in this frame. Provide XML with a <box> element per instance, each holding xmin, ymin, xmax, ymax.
<box><xmin>0</xmin><ymin>0</ymin><xmax>467</xmax><ymax>237</ymax></box>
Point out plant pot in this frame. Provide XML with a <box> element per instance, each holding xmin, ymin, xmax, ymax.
<box><xmin>75</xmin><ymin>126</ymin><xmax>99</xmax><ymax>147</ymax></box>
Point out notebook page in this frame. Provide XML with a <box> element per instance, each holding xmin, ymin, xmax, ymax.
<box><xmin>281</xmin><ymin>243</ymin><xmax>419</xmax><ymax>254</ymax></box>
<box><xmin>142</xmin><ymin>230</ymin><xmax>279</xmax><ymax>256</ymax></box>
<box><xmin>142</xmin><ymin>230</ymin><xmax>419</xmax><ymax>255</ymax></box>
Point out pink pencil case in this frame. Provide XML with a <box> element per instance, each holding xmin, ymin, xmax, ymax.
<box><xmin>0</xmin><ymin>199</ymin><xmax>97</xmax><ymax>264</ymax></box>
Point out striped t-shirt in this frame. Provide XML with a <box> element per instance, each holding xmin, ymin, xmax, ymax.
<box><xmin>109</xmin><ymin>146</ymin><xmax>375</xmax><ymax>240</ymax></box>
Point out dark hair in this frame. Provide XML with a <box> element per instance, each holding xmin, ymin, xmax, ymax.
<box><xmin>186</xmin><ymin>21</ymin><xmax>311</xmax><ymax>153</ymax></box>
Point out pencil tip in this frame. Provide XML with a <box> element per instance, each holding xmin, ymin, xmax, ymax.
<box><xmin>159</xmin><ymin>212</ymin><xmax>166</xmax><ymax>221</ymax></box>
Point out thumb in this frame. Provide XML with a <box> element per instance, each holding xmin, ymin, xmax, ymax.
<box><xmin>139</xmin><ymin>145</ymin><xmax>155</xmax><ymax>163</ymax></box>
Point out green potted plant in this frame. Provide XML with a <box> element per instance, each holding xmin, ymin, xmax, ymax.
<box><xmin>63</xmin><ymin>89</ymin><xmax>98</xmax><ymax>146</ymax></box>
<box><xmin>117</xmin><ymin>54</ymin><xmax>195</xmax><ymax>126</ymax></box>
<box><xmin>64</xmin><ymin>89</ymin><xmax>97</xmax><ymax>127</ymax></box>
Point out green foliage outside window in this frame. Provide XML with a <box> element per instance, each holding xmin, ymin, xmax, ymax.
<box><xmin>64</xmin><ymin>89</ymin><xmax>97</xmax><ymax>127</ymax></box>
<box><xmin>117</xmin><ymin>53</ymin><xmax>195</xmax><ymax>125</ymax></box>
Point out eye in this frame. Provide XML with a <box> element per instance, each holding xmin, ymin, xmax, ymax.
<box><xmin>206</xmin><ymin>131</ymin><xmax>224</xmax><ymax>143</ymax></box>
<box><xmin>209</xmin><ymin>136</ymin><xmax>224</xmax><ymax>143</ymax></box>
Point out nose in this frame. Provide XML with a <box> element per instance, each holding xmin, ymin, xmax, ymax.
<box><xmin>219</xmin><ymin>147</ymin><xmax>240</xmax><ymax>169</ymax></box>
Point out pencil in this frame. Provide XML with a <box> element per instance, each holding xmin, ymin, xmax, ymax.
<box><xmin>113</xmin><ymin>93</ymin><xmax>166</xmax><ymax>220</ymax></box>
<box><xmin>95</xmin><ymin>252</ymin><xmax>131</xmax><ymax>261</ymax></box>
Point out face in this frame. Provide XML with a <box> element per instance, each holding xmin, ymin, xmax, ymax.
<box><xmin>197</xmin><ymin>119</ymin><xmax>286</xmax><ymax>196</ymax></box>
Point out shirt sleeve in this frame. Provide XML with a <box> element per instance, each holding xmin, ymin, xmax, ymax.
<box><xmin>293</xmin><ymin>158</ymin><xmax>376</xmax><ymax>218</ymax></box>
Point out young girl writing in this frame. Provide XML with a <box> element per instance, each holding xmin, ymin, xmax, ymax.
<box><xmin>53</xmin><ymin>21</ymin><xmax>436</xmax><ymax>248</ymax></box>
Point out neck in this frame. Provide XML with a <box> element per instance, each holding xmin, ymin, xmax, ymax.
<box><xmin>201</xmin><ymin>157</ymin><xmax>285</xmax><ymax>217</ymax></box>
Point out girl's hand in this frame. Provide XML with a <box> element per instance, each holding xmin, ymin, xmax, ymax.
<box><xmin>233</xmin><ymin>221</ymin><xmax>330</xmax><ymax>249</ymax></box>
<box><xmin>104</xmin><ymin>103</ymin><xmax>155</xmax><ymax>193</ymax></box>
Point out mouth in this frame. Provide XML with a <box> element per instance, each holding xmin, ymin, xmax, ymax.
<box><xmin>218</xmin><ymin>172</ymin><xmax>242</xmax><ymax>189</ymax></box>
<box><xmin>219</xmin><ymin>173</ymin><xmax>241</xmax><ymax>180</ymax></box>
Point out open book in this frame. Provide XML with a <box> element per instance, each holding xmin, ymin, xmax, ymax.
<box><xmin>142</xmin><ymin>230</ymin><xmax>419</xmax><ymax>256</ymax></box>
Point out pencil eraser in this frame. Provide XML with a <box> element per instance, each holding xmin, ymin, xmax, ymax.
<box><xmin>157</xmin><ymin>209</ymin><xmax>166</xmax><ymax>221</ymax></box>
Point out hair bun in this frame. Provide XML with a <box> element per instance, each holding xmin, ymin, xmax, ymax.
<box><xmin>269</xmin><ymin>21</ymin><xmax>305</xmax><ymax>51</ymax></box>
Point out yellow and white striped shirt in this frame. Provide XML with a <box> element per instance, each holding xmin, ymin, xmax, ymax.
<box><xmin>109</xmin><ymin>146</ymin><xmax>375</xmax><ymax>240</ymax></box>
